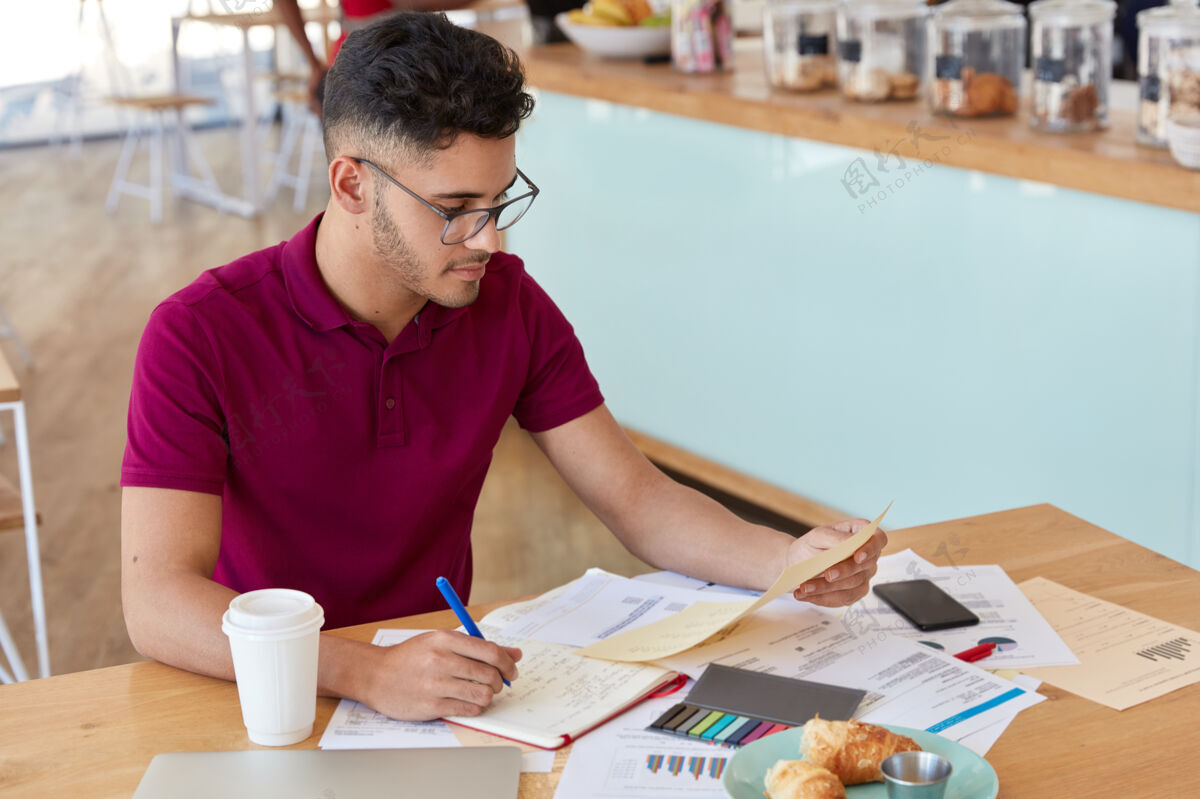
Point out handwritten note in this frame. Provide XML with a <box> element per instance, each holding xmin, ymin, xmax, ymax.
<box><xmin>442</xmin><ymin>631</ymin><xmax>676</xmax><ymax>749</ymax></box>
<box><xmin>575</xmin><ymin>504</ymin><xmax>890</xmax><ymax>662</ymax></box>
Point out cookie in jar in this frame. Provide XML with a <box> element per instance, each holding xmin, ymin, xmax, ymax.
<box><xmin>1137</xmin><ymin>0</ymin><xmax>1200</xmax><ymax>146</ymax></box>
<box><xmin>836</xmin><ymin>0</ymin><xmax>928</xmax><ymax>102</ymax></box>
<box><xmin>764</xmin><ymin>0</ymin><xmax>839</xmax><ymax>91</ymax></box>
<box><xmin>1029</xmin><ymin>0</ymin><xmax>1116</xmax><ymax>132</ymax></box>
<box><xmin>929</xmin><ymin>0</ymin><xmax>1026</xmax><ymax>117</ymax></box>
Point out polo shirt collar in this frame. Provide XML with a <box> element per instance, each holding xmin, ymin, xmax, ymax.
<box><xmin>282</xmin><ymin>213</ymin><xmax>481</xmax><ymax>340</ymax></box>
<box><xmin>283</xmin><ymin>213</ymin><xmax>351</xmax><ymax>333</ymax></box>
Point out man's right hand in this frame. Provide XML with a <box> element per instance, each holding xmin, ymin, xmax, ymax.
<box><xmin>361</xmin><ymin>630</ymin><xmax>523</xmax><ymax>721</ymax></box>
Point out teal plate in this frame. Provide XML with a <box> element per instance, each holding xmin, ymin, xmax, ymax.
<box><xmin>723</xmin><ymin>725</ymin><xmax>998</xmax><ymax>799</ymax></box>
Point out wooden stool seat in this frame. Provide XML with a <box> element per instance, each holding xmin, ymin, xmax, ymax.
<box><xmin>258</xmin><ymin>71</ymin><xmax>308</xmax><ymax>86</ymax></box>
<box><xmin>104</xmin><ymin>94</ymin><xmax>214</xmax><ymax>112</ymax></box>
<box><xmin>272</xmin><ymin>89</ymin><xmax>310</xmax><ymax>106</ymax></box>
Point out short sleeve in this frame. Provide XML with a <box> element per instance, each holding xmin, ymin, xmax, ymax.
<box><xmin>512</xmin><ymin>273</ymin><xmax>604</xmax><ymax>433</ymax></box>
<box><xmin>121</xmin><ymin>301</ymin><xmax>229</xmax><ymax>495</ymax></box>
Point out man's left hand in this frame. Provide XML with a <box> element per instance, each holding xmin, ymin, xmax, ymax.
<box><xmin>787</xmin><ymin>519</ymin><xmax>888</xmax><ymax>607</ymax></box>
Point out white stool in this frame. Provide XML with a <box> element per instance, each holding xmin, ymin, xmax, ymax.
<box><xmin>104</xmin><ymin>94</ymin><xmax>223</xmax><ymax>224</ymax></box>
<box><xmin>264</xmin><ymin>90</ymin><xmax>324</xmax><ymax>214</ymax></box>
<box><xmin>0</xmin><ymin>350</ymin><xmax>48</xmax><ymax>681</ymax></box>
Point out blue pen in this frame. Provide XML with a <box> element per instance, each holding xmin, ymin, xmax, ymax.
<box><xmin>435</xmin><ymin>576</ymin><xmax>511</xmax><ymax>687</ymax></box>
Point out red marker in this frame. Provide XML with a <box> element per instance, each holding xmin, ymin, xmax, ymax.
<box><xmin>953</xmin><ymin>642</ymin><xmax>997</xmax><ymax>663</ymax></box>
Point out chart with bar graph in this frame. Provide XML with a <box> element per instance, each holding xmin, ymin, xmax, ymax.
<box><xmin>601</xmin><ymin>744</ymin><xmax>729</xmax><ymax>795</ymax></box>
<box><xmin>645</xmin><ymin>753</ymin><xmax>727</xmax><ymax>780</ymax></box>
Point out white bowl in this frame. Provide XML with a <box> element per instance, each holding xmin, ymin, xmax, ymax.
<box><xmin>555</xmin><ymin>12</ymin><xmax>670</xmax><ymax>60</ymax></box>
<box><xmin>1165</xmin><ymin>115</ymin><xmax>1200</xmax><ymax>171</ymax></box>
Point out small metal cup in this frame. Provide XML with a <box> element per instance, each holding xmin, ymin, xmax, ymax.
<box><xmin>881</xmin><ymin>751</ymin><xmax>953</xmax><ymax>799</ymax></box>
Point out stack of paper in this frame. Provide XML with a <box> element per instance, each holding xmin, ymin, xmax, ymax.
<box><xmin>489</xmin><ymin>565</ymin><xmax>1045</xmax><ymax>751</ymax></box>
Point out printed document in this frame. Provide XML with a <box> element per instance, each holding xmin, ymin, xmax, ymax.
<box><xmin>1019</xmin><ymin>577</ymin><xmax>1200</xmax><ymax>710</ymax></box>
<box><xmin>844</xmin><ymin>550</ymin><xmax>1079</xmax><ymax>668</ymax></box>
<box><xmin>574</xmin><ymin>505</ymin><xmax>890</xmax><ymax>662</ymax></box>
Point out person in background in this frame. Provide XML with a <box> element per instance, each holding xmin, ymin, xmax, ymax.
<box><xmin>274</xmin><ymin>0</ymin><xmax>580</xmax><ymax>117</ymax></box>
<box><xmin>121</xmin><ymin>12</ymin><xmax>888</xmax><ymax>723</ymax></box>
<box><xmin>274</xmin><ymin>0</ymin><xmax>476</xmax><ymax>116</ymax></box>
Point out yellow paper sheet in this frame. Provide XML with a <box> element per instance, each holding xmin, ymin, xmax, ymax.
<box><xmin>1019</xmin><ymin>577</ymin><xmax>1200</xmax><ymax>711</ymax></box>
<box><xmin>575</xmin><ymin>503</ymin><xmax>891</xmax><ymax>662</ymax></box>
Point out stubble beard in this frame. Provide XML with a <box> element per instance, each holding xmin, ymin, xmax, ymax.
<box><xmin>370</xmin><ymin>189</ymin><xmax>484</xmax><ymax>310</ymax></box>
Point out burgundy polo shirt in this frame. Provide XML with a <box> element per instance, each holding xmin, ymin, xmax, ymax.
<box><xmin>121</xmin><ymin>214</ymin><xmax>603</xmax><ymax>629</ymax></box>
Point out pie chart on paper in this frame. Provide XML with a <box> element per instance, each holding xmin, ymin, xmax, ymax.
<box><xmin>978</xmin><ymin>636</ymin><xmax>1018</xmax><ymax>652</ymax></box>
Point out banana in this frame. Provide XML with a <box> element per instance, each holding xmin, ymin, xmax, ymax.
<box><xmin>590</xmin><ymin>0</ymin><xmax>634</xmax><ymax>25</ymax></box>
<box><xmin>568</xmin><ymin>8</ymin><xmax>620</xmax><ymax>25</ymax></box>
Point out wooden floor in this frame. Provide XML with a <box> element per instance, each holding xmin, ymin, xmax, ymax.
<box><xmin>0</xmin><ymin>126</ymin><xmax>649</xmax><ymax>678</ymax></box>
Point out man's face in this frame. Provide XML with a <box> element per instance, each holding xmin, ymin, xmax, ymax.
<box><xmin>367</xmin><ymin>134</ymin><xmax>518</xmax><ymax>310</ymax></box>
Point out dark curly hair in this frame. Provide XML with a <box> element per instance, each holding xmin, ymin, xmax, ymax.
<box><xmin>321</xmin><ymin>12</ymin><xmax>535</xmax><ymax>162</ymax></box>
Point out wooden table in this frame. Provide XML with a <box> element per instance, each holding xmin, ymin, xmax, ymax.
<box><xmin>2</xmin><ymin>504</ymin><xmax>1197</xmax><ymax>797</ymax></box>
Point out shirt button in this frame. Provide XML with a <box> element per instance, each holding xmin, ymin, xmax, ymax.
<box><xmin>385</xmin><ymin>397</ymin><xmax>396</xmax><ymax>410</ymax></box>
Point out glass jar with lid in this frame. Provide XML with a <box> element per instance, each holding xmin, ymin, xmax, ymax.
<box><xmin>1137</xmin><ymin>0</ymin><xmax>1200</xmax><ymax>146</ymax></box>
<box><xmin>764</xmin><ymin>0</ymin><xmax>839</xmax><ymax>91</ymax></box>
<box><xmin>929</xmin><ymin>0</ymin><xmax>1026</xmax><ymax>117</ymax></box>
<box><xmin>1029</xmin><ymin>0</ymin><xmax>1116</xmax><ymax>132</ymax></box>
<box><xmin>836</xmin><ymin>0</ymin><xmax>929</xmax><ymax>102</ymax></box>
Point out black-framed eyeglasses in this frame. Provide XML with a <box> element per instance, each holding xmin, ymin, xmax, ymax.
<box><xmin>351</xmin><ymin>157</ymin><xmax>539</xmax><ymax>246</ymax></box>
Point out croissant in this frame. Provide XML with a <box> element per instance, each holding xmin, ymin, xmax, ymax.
<box><xmin>801</xmin><ymin>716</ymin><xmax>921</xmax><ymax>785</ymax></box>
<box><xmin>764</xmin><ymin>760</ymin><xmax>846</xmax><ymax>799</ymax></box>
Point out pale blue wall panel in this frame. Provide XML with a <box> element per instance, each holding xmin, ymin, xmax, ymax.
<box><xmin>510</xmin><ymin>91</ymin><xmax>1200</xmax><ymax>567</ymax></box>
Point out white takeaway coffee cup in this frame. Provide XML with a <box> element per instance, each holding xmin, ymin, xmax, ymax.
<box><xmin>221</xmin><ymin>588</ymin><xmax>324</xmax><ymax>746</ymax></box>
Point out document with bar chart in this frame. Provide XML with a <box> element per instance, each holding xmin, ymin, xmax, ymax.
<box><xmin>554</xmin><ymin>685</ymin><xmax>729</xmax><ymax>798</ymax></box>
<box><xmin>1020</xmin><ymin>577</ymin><xmax>1200</xmax><ymax>710</ymax></box>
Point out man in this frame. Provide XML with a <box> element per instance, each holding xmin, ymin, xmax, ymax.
<box><xmin>121</xmin><ymin>12</ymin><xmax>886</xmax><ymax>723</ymax></box>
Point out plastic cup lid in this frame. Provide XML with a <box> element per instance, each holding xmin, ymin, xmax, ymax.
<box><xmin>223</xmin><ymin>588</ymin><xmax>324</xmax><ymax>634</ymax></box>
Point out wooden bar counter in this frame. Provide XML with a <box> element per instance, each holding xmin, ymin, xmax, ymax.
<box><xmin>522</xmin><ymin>43</ymin><xmax>1200</xmax><ymax>215</ymax></box>
<box><xmin>2</xmin><ymin>505</ymin><xmax>1199</xmax><ymax>797</ymax></box>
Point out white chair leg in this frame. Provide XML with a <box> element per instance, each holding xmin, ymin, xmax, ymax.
<box><xmin>176</xmin><ymin>110</ymin><xmax>222</xmax><ymax>193</ymax></box>
<box><xmin>0</xmin><ymin>606</ymin><xmax>28</xmax><ymax>683</ymax></box>
<box><xmin>148</xmin><ymin>114</ymin><xmax>164</xmax><ymax>224</ymax></box>
<box><xmin>293</xmin><ymin>113</ymin><xmax>321</xmax><ymax>213</ymax></box>
<box><xmin>105</xmin><ymin>123</ymin><xmax>141</xmax><ymax>214</ymax></box>
<box><xmin>12</xmin><ymin>401</ymin><xmax>49</xmax><ymax>679</ymax></box>
<box><xmin>165</xmin><ymin>115</ymin><xmax>186</xmax><ymax>199</ymax></box>
<box><xmin>265</xmin><ymin>106</ymin><xmax>302</xmax><ymax>204</ymax></box>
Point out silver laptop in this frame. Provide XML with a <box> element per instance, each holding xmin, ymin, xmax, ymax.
<box><xmin>132</xmin><ymin>747</ymin><xmax>522</xmax><ymax>799</ymax></box>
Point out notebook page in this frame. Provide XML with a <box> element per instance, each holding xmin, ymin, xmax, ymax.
<box><xmin>443</xmin><ymin>635</ymin><xmax>674</xmax><ymax>748</ymax></box>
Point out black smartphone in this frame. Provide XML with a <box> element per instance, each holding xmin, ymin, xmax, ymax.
<box><xmin>871</xmin><ymin>579</ymin><xmax>979</xmax><ymax>632</ymax></box>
